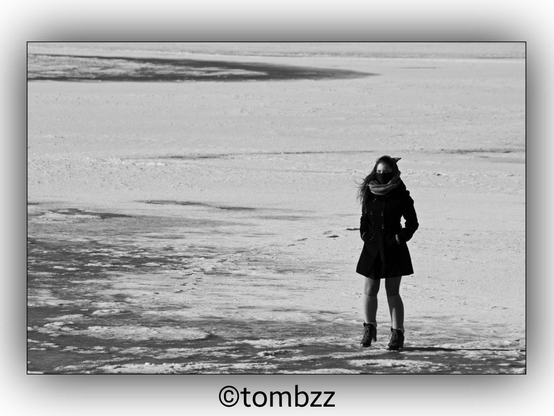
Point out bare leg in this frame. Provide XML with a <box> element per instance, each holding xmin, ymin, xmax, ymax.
<box><xmin>385</xmin><ymin>276</ymin><xmax>404</xmax><ymax>330</ymax></box>
<box><xmin>363</xmin><ymin>277</ymin><xmax>380</xmax><ymax>324</ymax></box>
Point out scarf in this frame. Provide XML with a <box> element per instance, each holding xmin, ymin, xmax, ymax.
<box><xmin>368</xmin><ymin>171</ymin><xmax>402</xmax><ymax>195</ymax></box>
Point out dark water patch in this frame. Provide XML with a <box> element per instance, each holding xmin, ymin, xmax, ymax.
<box><xmin>27</xmin><ymin>305</ymin><xmax>85</xmax><ymax>324</ymax></box>
<box><xmin>258</xmin><ymin>215</ymin><xmax>306</xmax><ymax>222</ymax></box>
<box><xmin>51</xmin><ymin>208</ymin><xmax>133</xmax><ymax>220</ymax></box>
<box><xmin>222</xmin><ymin>206</ymin><xmax>257</xmax><ymax>212</ymax></box>
<box><xmin>255</xmin><ymin>212</ymin><xmax>318</xmax><ymax>222</ymax></box>
<box><xmin>142</xmin><ymin>200</ymin><xmax>211</xmax><ymax>209</ymax></box>
<box><xmin>274</xmin><ymin>267</ymin><xmax>303</xmax><ymax>277</ymax></box>
<box><xmin>28</xmin><ymin>53</ymin><xmax>375</xmax><ymax>82</ymax></box>
<box><xmin>31</xmin><ymin>206</ymin><xmax>231</xmax><ymax>236</ymax></box>
<box><xmin>436</xmin><ymin>148</ymin><xmax>525</xmax><ymax>164</ymax></box>
<box><xmin>141</xmin><ymin>199</ymin><xmax>257</xmax><ymax>212</ymax></box>
<box><xmin>476</xmin><ymin>155</ymin><xmax>524</xmax><ymax>164</ymax></box>
<box><xmin>165</xmin><ymin>154</ymin><xmax>225</xmax><ymax>160</ymax></box>
<box><xmin>439</xmin><ymin>147</ymin><xmax>522</xmax><ymax>155</ymax></box>
<box><xmin>401</xmin><ymin>66</ymin><xmax>439</xmax><ymax>69</ymax></box>
<box><xmin>475</xmin><ymin>56</ymin><xmax>524</xmax><ymax>60</ymax></box>
<box><xmin>27</xmin><ymin>235</ymin><xmax>194</xmax><ymax>283</ymax></box>
<box><xmin>159</xmin><ymin>149</ymin><xmax>376</xmax><ymax>161</ymax></box>
<box><xmin>402</xmin><ymin>346</ymin><xmax>519</xmax><ymax>353</ymax></box>
<box><xmin>28</xmin><ymin>345</ymin><xmax>108</xmax><ymax>374</ymax></box>
<box><xmin>142</xmin><ymin>234</ymin><xmax>188</xmax><ymax>240</ymax></box>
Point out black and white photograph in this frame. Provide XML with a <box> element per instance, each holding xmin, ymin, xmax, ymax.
<box><xmin>26</xmin><ymin>42</ymin><xmax>526</xmax><ymax>375</ymax></box>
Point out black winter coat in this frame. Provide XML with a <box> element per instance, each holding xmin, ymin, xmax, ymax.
<box><xmin>356</xmin><ymin>182</ymin><xmax>419</xmax><ymax>279</ymax></box>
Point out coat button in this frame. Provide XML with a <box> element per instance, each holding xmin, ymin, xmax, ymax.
<box><xmin>369</xmin><ymin>211</ymin><xmax>373</xmax><ymax>215</ymax></box>
<box><xmin>381</xmin><ymin>225</ymin><xmax>385</xmax><ymax>229</ymax></box>
<box><xmin>380</xmin><ymin>212</ymin><xmax>384</xmax><ymax>216</ymax></box>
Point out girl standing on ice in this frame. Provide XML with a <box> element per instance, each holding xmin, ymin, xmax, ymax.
<box><xmin>356</xmin><ymin>155</ymin><xmax>419</xmax><ymax>350</ymax></box>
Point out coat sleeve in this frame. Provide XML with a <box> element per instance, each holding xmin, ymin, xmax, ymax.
<box><xmin>360</xmin><ymin>213</ymin><xmax>369</xmax><ymax>241</ymax></box>
<box><xmin>398</xmin><ymin>195</ymin><xmax>419</xmax><ymax>242</ymax></box>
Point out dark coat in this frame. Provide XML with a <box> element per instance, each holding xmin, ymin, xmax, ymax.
<box><xmin>356</xmin><ymin>182</ymin><xmax>419</xmax><ymax>279</ymax></box>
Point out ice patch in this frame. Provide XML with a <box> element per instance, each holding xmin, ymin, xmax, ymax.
<box><xmin>157</xmin><ymin>347</ymin><xmax>242</xmax><ymax>360</ymax></box>
<box><xmin>282</xmin><ymin>368</ymin><xmax>360</xmax><ymax>374</ymax></box>
<box><xmin>45</xmin><ymin>314</ymin><xmax>86</xmax><ymax>322</ymax></box>
<box><xmin>98</xmin><ymin>361</ymin><xmax>278</xmax><ymax>374</ymax></box>
<box><xmin>91</xmin><ymin>309</ymin><xmax>130</xmax><ymax>316</ymax></box>
<box><xmin>236</xmin><ymin>336</ymin><xmax>345</xmax><ymax>349</ymax></box>
<box><xmin>84</xmin><ymin>325</ymin><xmax>210</xmax><ymax>341</ymax></box>
<box><xmin>257</xmin><ymin>349</ymin><xmax>302</xmax><ymax>358</ymax></box>
<box><xmin>350</xmin><ymin>359</ymin><xmax>446</xmax><ymax>370</ymax></box>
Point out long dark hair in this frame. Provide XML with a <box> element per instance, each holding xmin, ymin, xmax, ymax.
<box><xmin>357</xmin><ymin>155</ymin><xmax>400</xmax><ymax>206</ymax></box>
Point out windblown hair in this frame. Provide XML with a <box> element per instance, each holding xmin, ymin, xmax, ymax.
<box><xmin>357</xmin><ymin>155</ymin><xmax>400</xmax><ymax>206</ymax></box>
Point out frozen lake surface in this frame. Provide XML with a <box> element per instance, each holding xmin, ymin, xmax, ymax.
<box><xmin>27</xmin><ymin>42</ymin><xmax>525</xmax><ymax>374</ymax></box>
